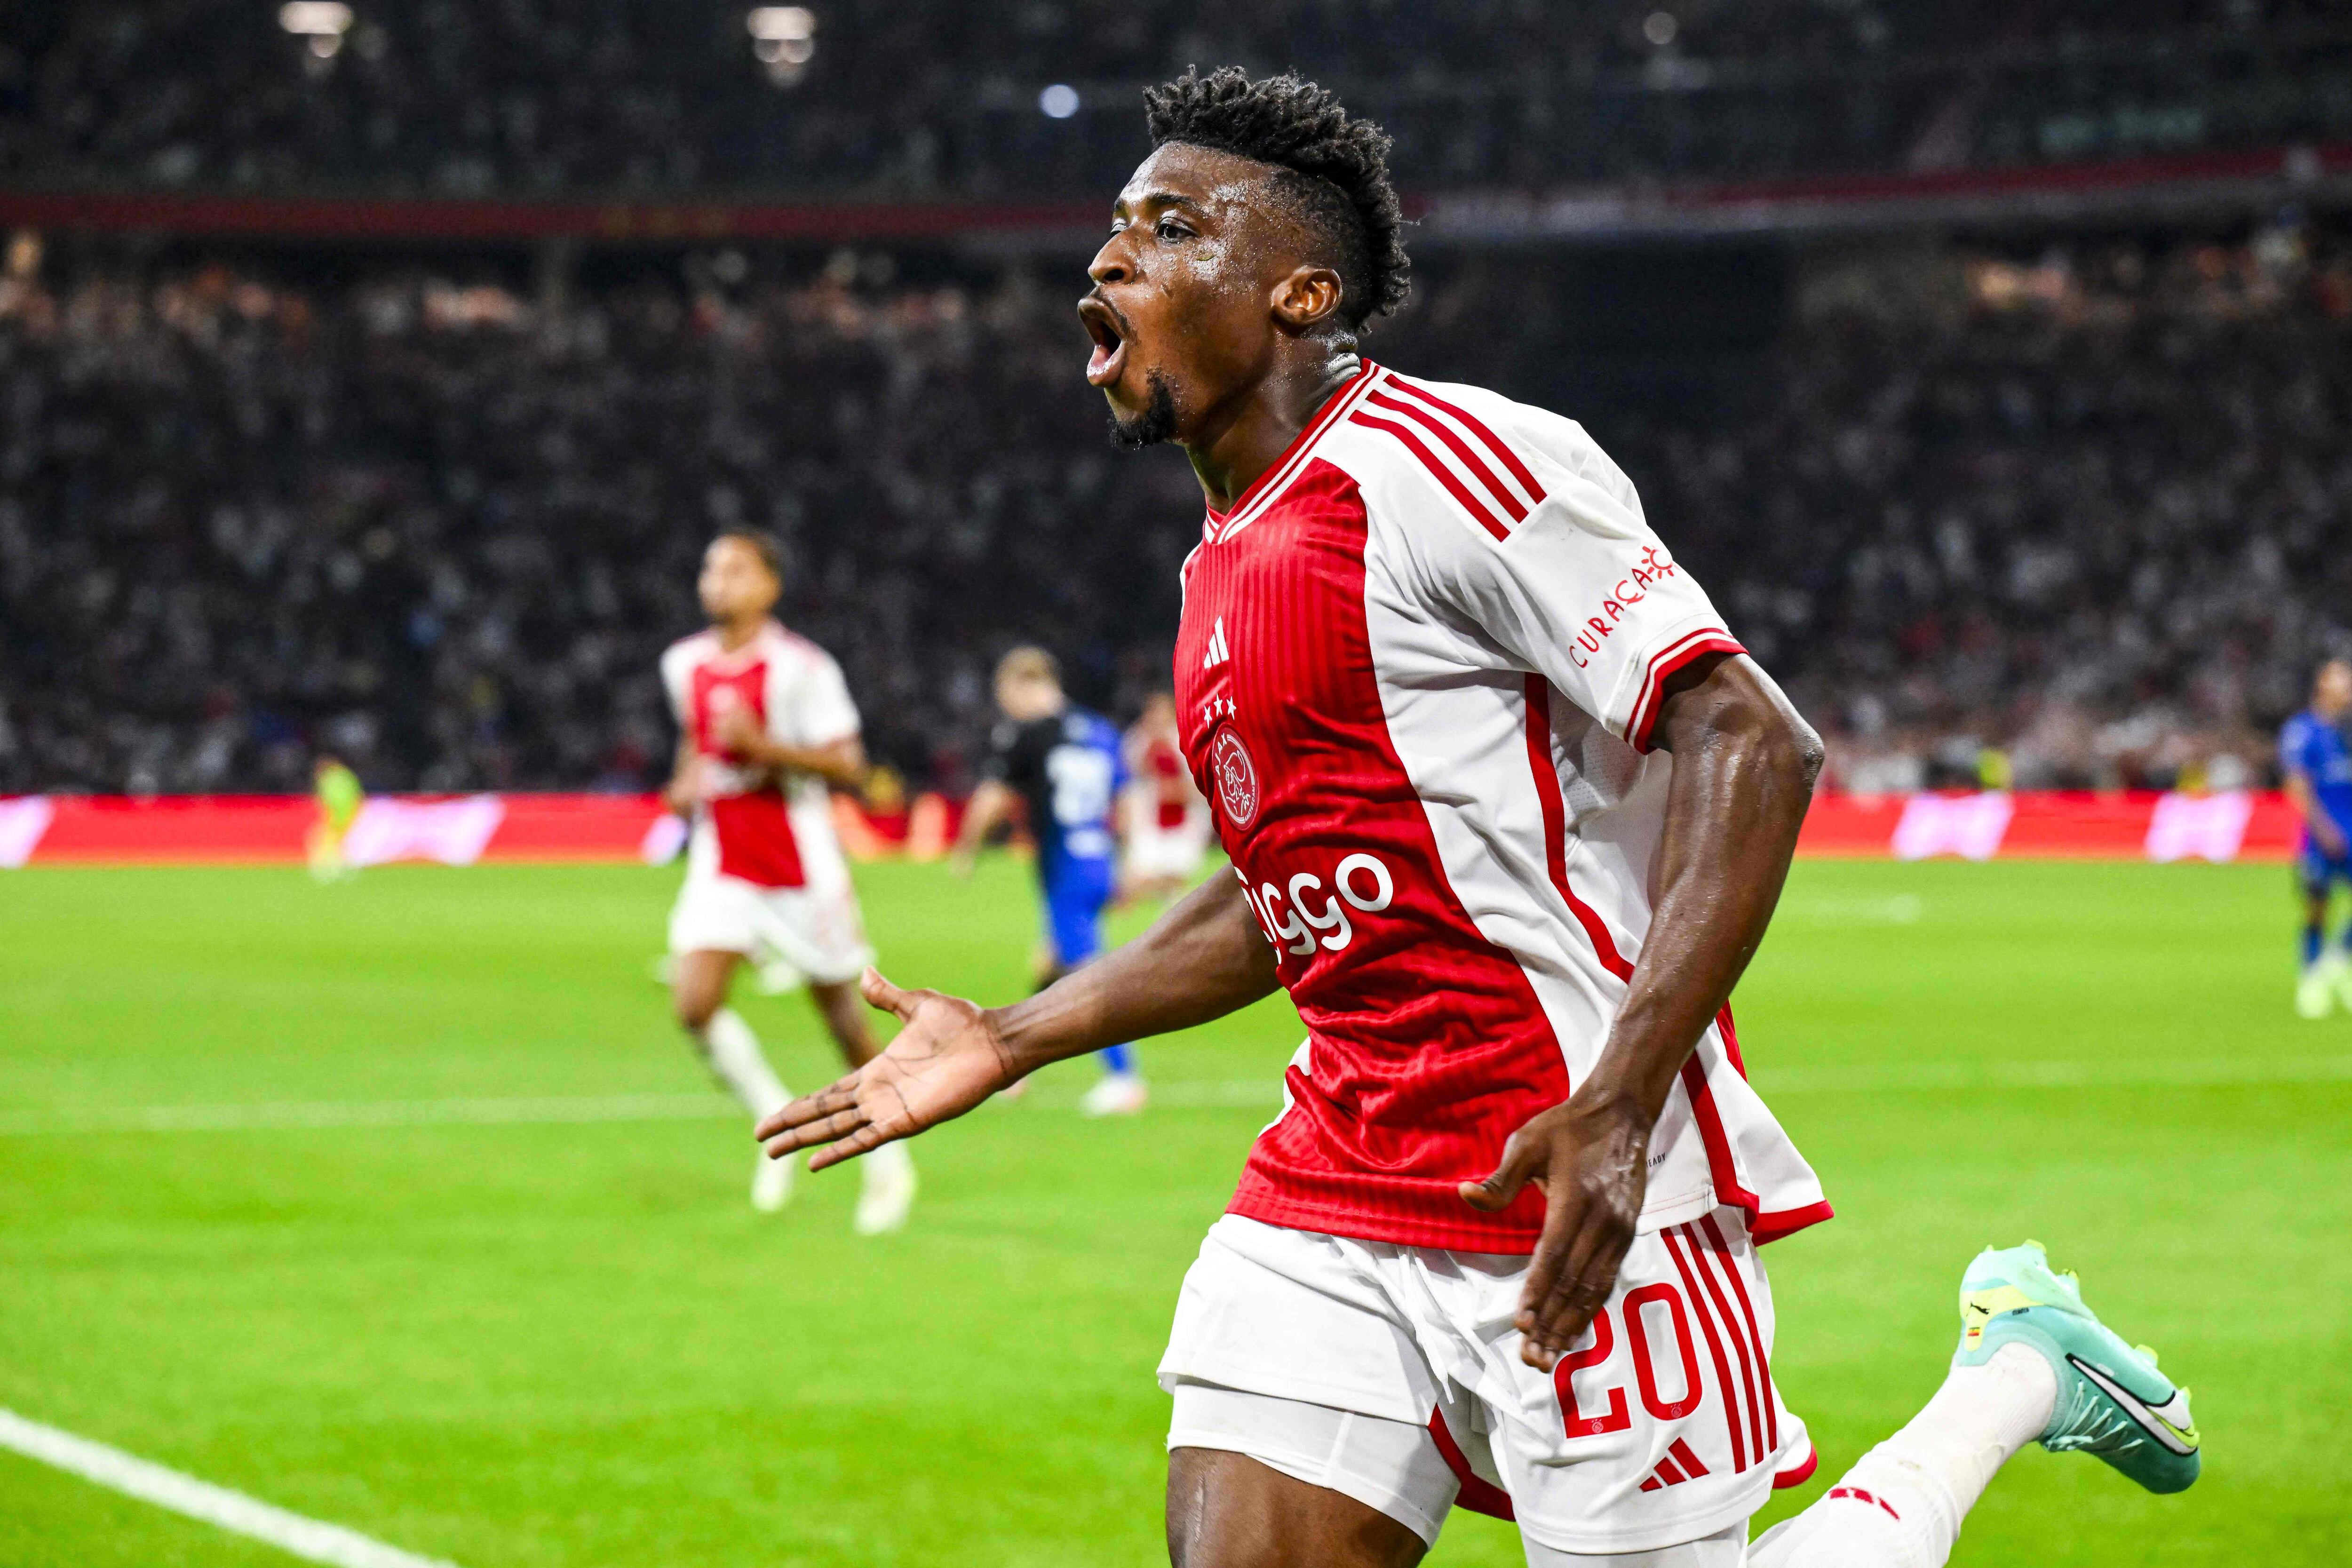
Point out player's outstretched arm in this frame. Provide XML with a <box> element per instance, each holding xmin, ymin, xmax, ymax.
<box><xmin>1462</xmin><ymin>653</ymin><xmax>1822</xmax><ymax>1370</ymax></box>
<box><xmin>755</xmin><ymin>872</ymin><xmax>1279</xmax><ymax>1169</ymax></box>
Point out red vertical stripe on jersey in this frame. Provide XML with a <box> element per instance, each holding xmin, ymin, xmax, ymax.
<box><xmin>1685</xmin><ymin>1218</ymin><xmax>1768</xmax><ymax>1464</ymax></box>
<box><xmin>1365</xmin><ymin>390</ymin><xmax>1530</xmax><ymax>523</ymax></box>
<box><xmin>1386</xmin><ymin>377</ymin><xmax>1548</xmax><ymax>504</ymax></box>
<box><xmin>1427</xmin><ymin>1410</ymin><xmax>1517</xmax><ymax>1520</ymax></box>
<box><xmin>1716</xmin><ymin>1002</ymin><xmax>1747</xmax><ymax>1076</ymax></box>
<box><xmin>1348</xmin><ymin>412</ymin><xmax>1512</xmax><ymax>541</ymax></box>
<box><xmin>1523</xmin><ymin>676</ymin><xmax>1633</xmax><ymax>981</ymax></box>
<box><xmin>1700</xmin><ymin>1212</ymin><xmax>1782</xmax><ymax>1453</ymax></box>
<box><xmin>1680</xmin><ymin>1056</ymin><xmax>1764</xmax><ymax>1217</ymax></box>
<box><xmin>1625</xmin><ymin>631</ymin><xmax>1747</xmax><ymax>753</ymax></box>
<box><xmin>1660</xmin><ymin>1224</ymin><xmax>1747</xmax><ymax>1474</ymax></box>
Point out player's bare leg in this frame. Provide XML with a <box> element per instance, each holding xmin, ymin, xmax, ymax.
<box><xmin>810</xmin><ymin>977</ymin><xmax>917</xmax><ymax>1234</ymax></box>
<box><xmin>1167</xmin><ymin>1449</ymin><xmax>1425</xmax><ymax>1568</ymax></box>
<box><xmin>673</xmin><ymin>948</ymin><xmax>795</xmax><ymax>1211</ymax></box>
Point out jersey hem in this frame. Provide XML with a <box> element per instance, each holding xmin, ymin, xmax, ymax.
<box><xmin>1751</xmin><ymin>1200</ymin><xmax>1836</xmax><ymax>1245</ymax></box>
<box><xmin>1226</xmin><ymin>1190</ymin><xmax>1542</xmax><ymax>1255</ymax></box>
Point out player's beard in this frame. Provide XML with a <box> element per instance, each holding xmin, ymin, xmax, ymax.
<box><xmin>1106</xmin><ymin>369</ymin><xmax>1179</xmax><ymax>451</ymax></box>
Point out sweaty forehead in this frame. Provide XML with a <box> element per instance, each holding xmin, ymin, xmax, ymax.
<box><xmin>1118</xmin><ymin>142</ymin><xmax>1282</xmax><ymax>221</ymax></box>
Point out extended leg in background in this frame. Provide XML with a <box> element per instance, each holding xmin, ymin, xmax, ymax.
<box><xmin>810</xmin><ymin>975</ymin><xmax>917</xmax><ymax>1235</ymax></box>
<box><xmin>672</xmin><ymin>947</ymin><xmax>795</xmax><ymax>1212</ymax></box>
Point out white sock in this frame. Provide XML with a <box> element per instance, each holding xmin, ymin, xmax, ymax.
<box><xmin>862</xmin><ymin>1138</ymin><xmax>913</xmax><ymax>1184</ymax></box>
<box><xmin>1752</xmin><ymin>1344</ymin><xmax>2054</xmax><ymax>1568</ymax></box>
<box><xmin>697</xmin><ymin>1008</ymin><xmax>789</xmax><ymax>1121</ymax></box>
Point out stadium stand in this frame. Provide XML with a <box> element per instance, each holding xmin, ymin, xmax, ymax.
<box><xmin>1</xmin><ymin>219</ymin><xmax>2347</xmax><ymax>797</ymax></box>
<box><xmin>3</xmin><ymin>2</ymin><xmax>2349</xmax><ymax>197</ymax></box>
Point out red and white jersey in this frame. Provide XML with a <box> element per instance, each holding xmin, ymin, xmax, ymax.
<box><xmin>1174</xmin><ymin>362</ymin><xmax>1828</xmax><ymax>1254</ymax></box>
<box><xmin>1130</xmin><ymin>729</ymin><xmax>1200</xmax><ymax>829</ymax></box>
<box><xmin>660</xmin><ymin>621</ymin><xmax>860</xmax><ymax>892</ymax></box>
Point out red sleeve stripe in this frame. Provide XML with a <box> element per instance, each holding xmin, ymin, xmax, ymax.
<box><xmin>1699</xmin><ymin>1212</ymin><xmax>1781</xmax><ymax>1453</ymax></box>
<box><xmin>1659</xmin><ymin>1224</ymin><xmax>1748</xmax><ymax>1474</ymax></box>
<box><xmin>1524</xmin><ymin>675</ymin><xmax>1633</xmax><ymax>981</ymax></box>
<box><xmin>1386</xmin><ymin>376</ymin><xmax>1547</xmax><ymax>506</ymax></box>
<box><xmin>1625</xmin><ymin>629</ymin><xmax>1747</xmax><ymax>753</ymax></box>
<box><xmin>1364</xmin><ymin>390</ymin><xmax>1531</xmax><ymax>525</ymax></box>
<box><xmin>1350</xmin><ymin>411</ymin><xmax>1511</xmax><ymax>541</ymax></box>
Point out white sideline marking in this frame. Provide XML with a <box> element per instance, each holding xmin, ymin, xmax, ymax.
<box><xmin>3</xmin><ymin>1055</ymin><xmax>2347</xmax><ymax>1138</ymax></box>
<box><xmin>0</xmin><ymin>1407</ymin><xmax>461</xmax><ymax>1568</ymax></box>
<box><xmin>0</xmin><ymin>1091</ymin><xmax>739</xmax><ymax>1137</ymax></box>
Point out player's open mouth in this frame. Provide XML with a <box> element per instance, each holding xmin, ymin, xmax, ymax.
<box><xmin>1079</xmin><ymin>298</ymin><xmax>1128</xmax><ymax>387</ymax></box>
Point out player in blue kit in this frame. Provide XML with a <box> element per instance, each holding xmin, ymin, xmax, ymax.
<box><xmin>2281</xmin><ymin>657</ymin><xmax>2352</xmax><ymax>1018</ymax></box>
<box><xmin>953</xmin><ymin>646</ymin><xmax>1147</xmax><ymax>1114</ymax></box>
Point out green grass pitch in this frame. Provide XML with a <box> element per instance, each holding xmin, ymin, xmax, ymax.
<box><xmin>1</xmin><ymin>856</ymin><xmax>2346</xmax><ymax>1566</ymax></box>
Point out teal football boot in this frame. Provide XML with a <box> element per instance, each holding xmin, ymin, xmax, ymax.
<box><xmin>1954</xmin><ymin>1241</ymin><xmax>2200</xmax><ymax>1494</ymax></box>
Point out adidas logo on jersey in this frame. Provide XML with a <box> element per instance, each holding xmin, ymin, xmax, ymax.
<box><xmin>1202</xmin><ymin>616</ymin><xmax>1231</xmax><ymax>669</ymax></box>
<box><xmin>1636</xmin><ymin>1438</ymin><xmax>1712</xmax><ymax>1493</ymax></box>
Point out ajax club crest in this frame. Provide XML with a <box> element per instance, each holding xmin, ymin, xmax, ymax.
<box><xmin>1209</xmin><ymin>725</ymin><xmax>1261</xmax><ymax>831</ymax></box>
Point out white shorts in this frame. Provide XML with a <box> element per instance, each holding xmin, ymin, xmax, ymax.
<box><xmin>666</xmin><ymin>870</ymin><xmax>873</xmax><ymax>987</ymax></box>
<box><xmin>1127</xmin><ymin>812</ymin><xmax>1213</xmax><ymax>881</ymax></box>
<box><xmin>1160</xmin><ymin>1213</ymin><xmax>1812</xmax><ymax>1560</ymax></box>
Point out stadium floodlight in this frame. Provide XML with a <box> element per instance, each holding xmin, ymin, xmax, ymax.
<box><xmin>279</xmin><ymin>1</ymin><xmax>355</xmax><ymax>57</ymax></box>
<box><xmin>1039</xmin><ymin>83</ymin><xmax>1080</xmax><ymax>119</ymax></box>
<box><xmin>1641</xmin><ymin>10</ymin><xmax>1678</xmax><ymax>46</ymax></box>
<box><xmin>747</xmin><ymin>7</ymin><xmax>817</xmax><ymax>82</ymax></box>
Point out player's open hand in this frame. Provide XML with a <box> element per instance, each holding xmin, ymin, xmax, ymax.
<box><xmin>1459</xmin><ymin>1095</ymin><xmax>1652</xmax><ymax>1372</ymax></box>
<box><xmin>754</xmin><ymin>968</ymin><xmax>1017</xmax><ymax>1171</ymax></box>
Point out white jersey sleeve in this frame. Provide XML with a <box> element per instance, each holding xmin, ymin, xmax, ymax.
<box><xmin>1354</xmin><ymin>376</ymin><xmax>1743</xmax><ymax>752</ymax></box>
<box><xmin>1440</xmin><ymin>408</ymin><xmax>1740</xmax><ymax>749</ymax></box>
<box><xmin>767</xmin><ymin>638</ymin><xmax>861</xmax><ymax>749</ymax></box>
<box><xmin>659</xmin><ymin>637</ymin><xmax>703</xmax><ymax>730</ymax></box>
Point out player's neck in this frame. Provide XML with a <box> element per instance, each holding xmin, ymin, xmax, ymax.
<box><xmin>712</xmin><ymin>614</ymin><xmax>767</xmax><ymax>653</ymax></box>
<box><xmin>1184</xmin><ymin>348</ymin><xmax>1362</xmax><ymax>513</ymax></box>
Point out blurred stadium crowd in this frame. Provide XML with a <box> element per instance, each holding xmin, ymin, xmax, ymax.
<box><xmin>2</xmin><ymin>218</ymin><xmax>2347</xmax><ymax>797</ymax></box>
<box><xmin>3</xmin><ymin>1</ymin><xmax>2348</xmax><ymax>196</ymax></box>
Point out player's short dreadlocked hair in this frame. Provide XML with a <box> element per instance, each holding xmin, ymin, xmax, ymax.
<box><xmin>1143</xmin><ymin>67</ymin><xmax>1411</xmax><ymax>331</ymax></box>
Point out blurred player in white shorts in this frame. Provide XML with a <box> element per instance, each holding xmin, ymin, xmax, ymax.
<box><xmin>1122</xmin><ymin>690</ymin><xmax>1215</xmax><ymax>903</ymax></box>
<box><xmin>660</xmin><ymin>530</ymin><xmax>914</xmax><ymax>1234</ymax></box>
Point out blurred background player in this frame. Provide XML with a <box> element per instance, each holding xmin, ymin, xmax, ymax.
<box><xmin>952</xmin><ymin>646</ymin><xmax>1145</xmax><ymax>1115</ymax></box>
<box><xmin>661</xmin><ymin>531</ymin><xmax>915</xmax><ymax>1231</ymax></box>
<box><xmin>2281</xmin><ymin>657</ymin><xmax>2352</xmax><ymax>1019</ymax></box>
<box><xmin>1120</xmin><ymin>690</ymin><xmax>1213</xmax><ymax>906</ymax></box>
<box><xmin>306</xmin><ymin>754</ymin><xmax>362</xmax><ymax>883</ymax></box>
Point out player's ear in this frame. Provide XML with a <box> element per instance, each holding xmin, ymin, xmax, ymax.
<box><xmin>1270</xmin><ymin>264</ymin><xmax>1345</xmax><ymax>335</ymax></box>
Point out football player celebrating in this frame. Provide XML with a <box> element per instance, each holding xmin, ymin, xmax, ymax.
<box><xmin>761</xmin><ymin>71</ymin><xmax>2197</xmax><ymax>1565</ymax></box>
